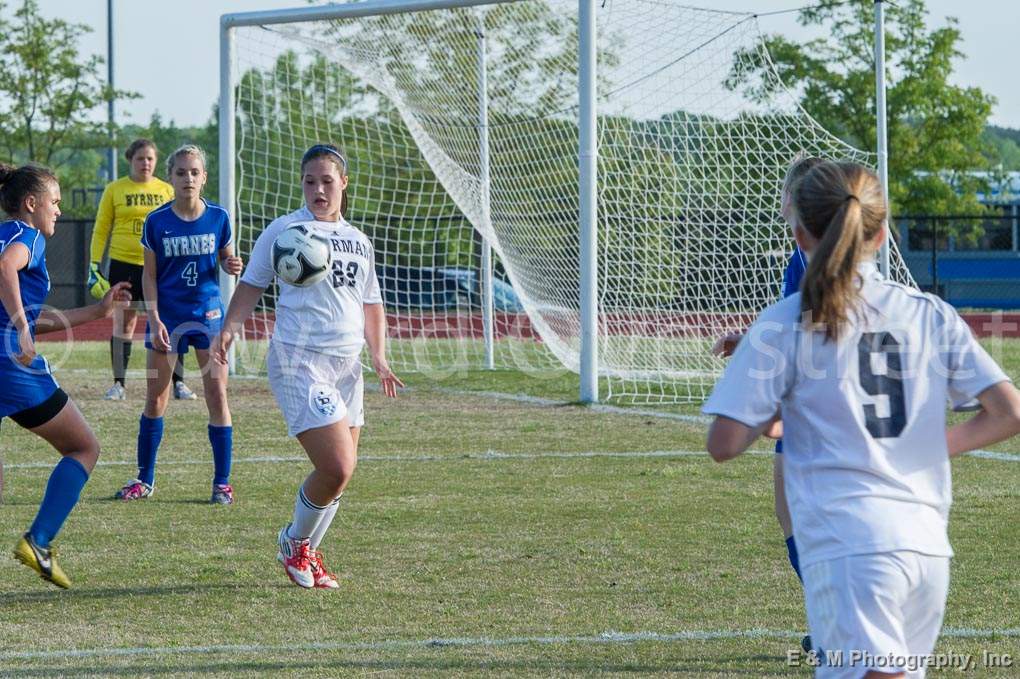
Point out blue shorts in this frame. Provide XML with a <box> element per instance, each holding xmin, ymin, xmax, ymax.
<box><xmin>0</xmin><ymin>354</ymin><xmax>60</xmax><ymax>418</ymax></box>
<box><xmin>145</xmin><ymin>319</ymin><xmax>222</xmax><ymax>355</ymax></box>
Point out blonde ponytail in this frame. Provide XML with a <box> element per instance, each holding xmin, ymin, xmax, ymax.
<box><xmin>795</xmin><ymin>162</ymin><xmax>886</xmax><ymax>339</ymax></box>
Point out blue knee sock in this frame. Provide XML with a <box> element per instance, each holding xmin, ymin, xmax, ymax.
<box><xmin>786</xmin><ymin>535</ymin><xmax>803</xmax><ymax>583</ymax></box>
<box><xmin>209</xmin><ymin>424</ymin><xmax>233</xmax><ymax>486</ymax></box>
<box><xmin>137</xmin><ymin>415</ymin><xmax>164</xmax><ymax>486</ymax></box>
<box><xmin>29</xmin><ymin>457</ymin><xmax>89</xmax><ymax>548</ymax></box>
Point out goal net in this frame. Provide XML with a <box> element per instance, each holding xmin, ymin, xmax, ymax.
<box><xmin>227</xmin><ymin>0</ymin><xmax>915</xmax><ymax>403</ymax></box>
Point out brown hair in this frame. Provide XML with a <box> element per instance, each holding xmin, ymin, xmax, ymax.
<box><xmin>782</xmin><ymin>154</ymin><xmax>826</xmax><ymax>197</ymax></box>
<box><xmin>301</xmin><ymin>143</ymin><xmax>348</xmax><ymax>217</ymax></box>
<box><xmin>0</xmin><ymin>163</ymin><xmax>57</xmax><ymax>216</ymax></box>
<box><xmin>125</xmin><ymin>138</ymin><xmax>157</xmax><ymax>162</ymax></box>
<box><xmin>795</xmin><ymin>161</ymin><xmax>886</xmax><ymax>340</ymax></box>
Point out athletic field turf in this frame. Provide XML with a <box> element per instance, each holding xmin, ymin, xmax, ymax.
<box><xmin>1</xmin><ymin>341</ymin><xmax>1017</xmax><ymax>677</ymax></box>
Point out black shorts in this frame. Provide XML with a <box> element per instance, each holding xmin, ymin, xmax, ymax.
<box><xmin>108</xmin><ymin>258</ymin><xmax>145</xmax><ymax>303</ymax></box>
<box><xmin>2</xmin><ymin>388</ymin><xmax>69</xmax><ymax>430</ymax></box>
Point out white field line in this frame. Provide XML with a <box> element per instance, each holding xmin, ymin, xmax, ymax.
<box><xmin>3</xmin><ymin>449</ymin><xmax>770</xmax><ymax>470</ymax></box>
<box><xmin>6</xmin><ymin>446</ymin><xmax>1017</xmax><ymax>471</ymax></box>
<box><xmin>20</xmin><ymin>381</ymin><xmax>1020</xmax><ymax>464</ymax></box>
<box><xmin>430</xmin><ymin>387</ymin><xmax>712</xmax><ymax>424</ymax></box>
<box><xmin>2</xmin><ymin>627</ymin><xmax>1017</xmax><ymax>662</ymax></box>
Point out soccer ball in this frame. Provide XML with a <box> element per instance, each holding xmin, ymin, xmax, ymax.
<box><xmin>272</xmin><ymin>223</ymin><xmax>332</xmax><ymax>287</ymax></box>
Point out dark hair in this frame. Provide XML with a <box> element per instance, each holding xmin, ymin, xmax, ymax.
<box><xmin>795</xmin><ymin>161</ymin><xmax>886</xmax><ymax>340</ymax></box>
<box><xmin>301</xmin><ymin>144</ymin><xmax>348</xmax><ymax>217</ymax></box>
<box><xmin>125</xmin><ymin>138</ymin><xmax>158</xmax><ymax>162</ymax></box>
<box><xmin>0</xmin><ymin>163</ymin><xmax>58</xmax><ymax>216</ymax></box>
<box><xmin>782</xmin><ymin>154</ymin><xmax>826</xmax><ymax>197</ymax></box>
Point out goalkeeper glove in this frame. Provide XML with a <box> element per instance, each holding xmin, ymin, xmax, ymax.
<box><xmin>87</xmin><ymin>262</ymin><xmax>110</xmax><ymax>300</ymax></box>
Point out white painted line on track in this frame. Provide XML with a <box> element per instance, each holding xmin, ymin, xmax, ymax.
<box><xmin>2</xmin><ymin>627</ymin><xmax>1016</xmax><ymax>662</ymax></box>
<box><xmin>965</xmin><ymin>450</ymin><xmax>1020</xmax><ymax>462</ymax></box>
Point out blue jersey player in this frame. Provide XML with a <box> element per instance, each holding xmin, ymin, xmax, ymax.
<box><xmin>1</xmin><ymin>163</ymin><xmax>132</xmax><ymax>588</ymax></box>
<box><xmin>114</xmin><ymin>145</ymin><xmax>243</xmax><ymax>505</ymax></box>
<box><xmin>711</xmin><ymin>155</ymin><xmax>823</xmax><ymax>652</ymax></box>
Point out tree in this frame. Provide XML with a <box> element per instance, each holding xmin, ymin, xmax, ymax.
<box><xmin>119</xmin><ymin>113</ymin><xmax>219</xmax><ymax>199</ymax></box>
<box><xmin>0</xmin><ymin>0</ymin><xmax>136</xmax><ymax>211</ymax></box>
<box><xmin>725</xmin><ymin>0</ymin><xmax>994</xmax><ymax>226</ymax></box>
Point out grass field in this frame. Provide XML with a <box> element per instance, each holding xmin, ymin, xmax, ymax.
<box><xmin>1</xmin><ymin>341</ymin><xmax>1018</xmax><ymax>677</ymax></box>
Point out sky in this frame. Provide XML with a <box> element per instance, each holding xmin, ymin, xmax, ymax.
<box><xmin>37</xmin><ymin>0</ymin><xmax>1020</xmax><ymax>129</ymax></box>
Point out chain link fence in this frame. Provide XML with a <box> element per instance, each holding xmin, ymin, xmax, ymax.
<box><xmin>896</xmin><ymin>206</ymin><xmax>1020</xmax><ymax>309</ymax></box>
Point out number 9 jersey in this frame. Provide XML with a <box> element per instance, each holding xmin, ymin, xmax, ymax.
<box><xmin>241</xmin><ymin>207</ymin><xmax>382</xmax><ymax>358</ymax></box>
<box><xmin>140</xmin><ymin>200</ymin><xmax>232</xmax><ymax>330</ymax></box>
<box><xmin>702</xmin><ymin>260</ymin><xmax>1009</xmax><ymax>568</ymax></box>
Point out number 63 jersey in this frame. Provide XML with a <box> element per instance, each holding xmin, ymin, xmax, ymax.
<box><xmin>703</xmin><ymin>260</ymin><xmax>1009</xmax><ymax>568</ymax></box>
<box><xmin>242</xmin><ymin>207</ymin><xmax>382</xmax><ymax>358</ymax></box>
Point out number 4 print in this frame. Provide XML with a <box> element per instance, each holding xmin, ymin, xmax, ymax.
<box><xmin>858</xmin><ymin>331</ymin><xmax>907</xmax><ymax>438</ymax></box>
<box><xmin>181</xmin><ymin>261</ymin><xmax>198</xmax><ymax>287</ymax></box>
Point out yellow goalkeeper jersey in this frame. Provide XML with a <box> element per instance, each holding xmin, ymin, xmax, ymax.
<box><xmin>90</xmin><ymin>176</ymin><xmax>174</xmax><ymax>266</ymax></box>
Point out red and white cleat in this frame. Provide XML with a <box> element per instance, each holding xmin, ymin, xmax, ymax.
<box><xmin>277</xmin><ymin>525</ymin><xmax>314</xmax><ymax>588</ymax></box>
<box><xmin>210</xmin><ymin>484</ymin><xmax>234</xmax><ymax>505</ymax></box>
<box><xmin>115</xmin><ymin>479</ymin><xmax>153</xmax><ymax>501</ymax></box>
<box><xmin>310</xmin><ymin>550</ymin><xmax>340</xmax><ymax>589</ymax></box>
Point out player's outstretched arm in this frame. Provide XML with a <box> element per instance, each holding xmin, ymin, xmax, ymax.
<box><xmin>213</xmin><ymin>281</ymin><xmax>264</xmax><ymax>365</ymax></box>
<box><xmin>706</xmin><ymin>412</ymin><xmax>781</xmax><ymax>462</ymax></box>
<box><xmin>946</xmin><ymin>381</ymin><xmax>1020</xmax><ymax>457</ymax></box>
<box><xmin>36</xmin><ymin>281</ymin><xmax>132</xmax><ymax>333</ymax></box>
<box><xmin>364</xmin><ymin>302</ymin><xmax>403</xmax><ymax>398</ymax></box>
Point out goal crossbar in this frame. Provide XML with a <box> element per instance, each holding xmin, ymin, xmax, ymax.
<box><xmin>220</xmin><ymin>0</ymin><xmax>601</xmax><ymax>401</ymax></box>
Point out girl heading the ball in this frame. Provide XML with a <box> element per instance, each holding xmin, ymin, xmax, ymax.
<box><xmin>114</xmin><ymin>144</ymin><xmax>243</xmax><ymax>505</ymax></box>
<box><xmin>215</xmin><ymin>143</ymin><xmax>402</xmax><ymax>589</ymax></box>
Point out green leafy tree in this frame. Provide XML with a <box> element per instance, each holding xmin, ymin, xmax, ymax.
<box><xmin>0</xmin><ymin>0</ymin><xmax>136</xmax><ymax>214</ymax></box>
<box><xmin>983</xmin><ymin>126</ymin><xmax>1020</xmax><ymax>171</ymax></box>
<box><xmin>119</xmin><ymin>113</ymin><xmax>219</xmax><ymax>199</ymax></box>
<box><xmin>725</xmin><ymin>0</ymin><xmax>994</xmax><ymax>226</ymax></box>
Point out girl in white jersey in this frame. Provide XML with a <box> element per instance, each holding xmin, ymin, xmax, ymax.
<box><xmin>703</xmin><ymin>161</ymin><xmax>1020</xmax><ymax>679</ymax></box>
<box><xmin>214</xmin><ymin>144</ymin><xmax>403</xmax><ymax>589</ymax></box>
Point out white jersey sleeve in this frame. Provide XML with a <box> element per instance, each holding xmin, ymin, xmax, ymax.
<box><xmin>938</xmin><ymin>302</ymin><xmax>1009</xmax><ymax>409</ymax></box>
<box><xmin>702</xmin><ymin>296</ymin><xmax>800</xmax><ymax>427</ymax></box>
<box><xmin>363</xmin><ymin>243</ymin><xmax>382</xmax><ymax>305</ymax></box>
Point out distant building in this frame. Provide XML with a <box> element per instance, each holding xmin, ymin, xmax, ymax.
<box><xmin>975</xmin><ymin>171</ymin><xmax>1020</xmax><ymax>206</ymax></box>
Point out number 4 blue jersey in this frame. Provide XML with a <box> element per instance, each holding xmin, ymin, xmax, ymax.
<box><xmin>141</xmin><ymin>200</ymin><xmax>232</xmax><ymax>328</ymax></box>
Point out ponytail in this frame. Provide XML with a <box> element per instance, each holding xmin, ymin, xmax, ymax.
<box><xmin>0</xmin><ymin>163</ymin><xmax>57</xmax><ymax>216</ymax></box>
<box><xmin>795</xmin><ymin>162</ymin><xmax>886</xmax><ymax>340</ymax></box>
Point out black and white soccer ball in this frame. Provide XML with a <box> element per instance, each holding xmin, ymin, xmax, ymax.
<box><xmin>272</xmin><ymin>223</ymin><xmax>332</xmax><ymax>287</ymax></box>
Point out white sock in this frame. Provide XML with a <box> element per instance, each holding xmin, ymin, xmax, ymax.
<box><xmin>309</xmin><ymin>494</ymin><xmax>342</xmax><ymax>550</ymax></box>
<box><xmin>287</xmin><ymin>486</ymin><xmax>329</xmax><ymax>540</ymax></box>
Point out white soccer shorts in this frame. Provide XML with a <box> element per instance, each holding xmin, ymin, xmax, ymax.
<box><xmin>267</xmin><ymin>342</ymin><xmax>365</xmax><ymax>436</ymax></box>
<box><xmin>803</xmin><ymin>551</ymin><xmax>950</xmax><ymax>679</ymax></box>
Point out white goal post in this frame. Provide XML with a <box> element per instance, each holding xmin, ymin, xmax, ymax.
<box><xmin>219</xmin><ymin>0</ymin><xmax>915</xmax><ymax>405</ymax></box>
